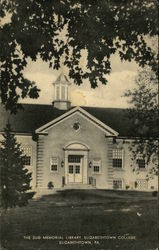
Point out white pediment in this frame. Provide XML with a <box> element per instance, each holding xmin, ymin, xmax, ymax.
<box><xmin>35</xmin><ymin>106</ymin><xmax>119</xmax><ymax>136</ymax></box>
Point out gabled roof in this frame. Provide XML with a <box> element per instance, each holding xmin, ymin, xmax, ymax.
<box><xmin>36</xmin><ymin>106</ymin><xmax>118</xmax><ymax>136</ymax></box>
<box><xmin>0</xmin><ymin>103</ymin><xmax>132</xmax><ymax>136</ymax></box>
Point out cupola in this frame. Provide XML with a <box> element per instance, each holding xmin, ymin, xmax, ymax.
<box><xmin>52</xmin><ymin>72</ymin><xmax>71</xmax><ymax>110</ymax></box>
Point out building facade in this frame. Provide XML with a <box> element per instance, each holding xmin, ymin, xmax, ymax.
<box><xmin>0</xmin><ymin>72</ymin><xmax>158</xmax><ymax>193</ymax></box>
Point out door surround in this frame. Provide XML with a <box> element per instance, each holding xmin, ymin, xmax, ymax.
<box><xmin>63</xmin><ymin>142</ymin><xmax>89</xmax><ymax>185</ymax></box>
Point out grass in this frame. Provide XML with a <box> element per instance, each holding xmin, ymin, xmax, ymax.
<box><xmin>0</xmin><ymin>189</ymin><xmax>158</xmax><ymax>250</ymax></box>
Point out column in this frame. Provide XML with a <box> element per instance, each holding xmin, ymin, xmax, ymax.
<box><xmin>83</xmin><ymin>152</ymin><xmax>88</xmax><ymax>184</ymax></box>
<box><xmin>64</xmin><ymin>150</ymin><xmax>68</xmax><ymax>184</ymax></box>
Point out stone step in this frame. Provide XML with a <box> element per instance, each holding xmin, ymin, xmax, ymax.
<box><xmin>63</xmin><ymin>184</ymin><xmax>96</xmax><ymax>189</ymax></box>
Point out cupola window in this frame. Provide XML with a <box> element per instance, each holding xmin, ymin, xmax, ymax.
<box><xmin>56</xmin><ymin>86</ymin><xmax>60</xmax><ymax>100</ymax></box>
<box><xmin>61</xmin><ymin>86</ymin><xmax>65</xmax><ymax>100</ymax></box>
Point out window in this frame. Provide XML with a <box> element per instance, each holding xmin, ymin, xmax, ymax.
<box><xmin>61</xmin><ymin>86</ymin><xmax>65</xmax><ymax>100</ymax></box>
<box><xmin>68</xmin><ymin>155</ymin><xmax>82</xmax><ymax>163</ymax></box>
<box><xmin>112</xmin><ymin>149</ymin><xmax>123</xmax><ymax>168</ymax></box>
<box><xmin>56</xmin><ymin>86</ymin><xmax>60</xmax><ymax>100</ymax></box>
<box><xmin>92</xmin><ymin>159</ymin><xmax>101</xmax><ymax>174</ymax></box>
<box><xmin>137</xmin><ymin>155</ymin><xmax>145</xmax><ymax>169</ymax></box>
<box><xmin>93</xmin><ymin>166</ymin><xmax>100</xmax><ymax>172</ymax></box>
<box><xmin>21</xmin><ymin>145</ymin><xmax>32</xmax><ymax>166</ymax></box>
<box><xmin>68</xmin><ymin>165</ymin><xmax>73</xmax><ymax>174</ymax></box>
<box><xmin>135</xmin><ymin>179</ymin><xmax>148</xmax><ymax>190</ymax></box>
<box><xmin>22</xmin><ymin>156</ymin><xmax>31</xmax><ymax>166</ymax></box>
<box><xmin>137</xmin><ymin>159</ymin><xmax>145</xmax><ymax>169</ymax></box>
<box><xmin>66</xmin><ymin>87</ymin><xmax>68</xmax><ymax>100</ymax></box>
<box><xmin>51</xmin><ymin>165</ymin><xmax>57</xmax><ymax>171</ymax></box>
<box><xmin>75</xmin><ymin>165</ymin><xmax>80</xmax><ymax>174</ymax></box>
<box><xmin>113</xmin><ymin>179</ymin><xmax>123</xmax><ymax>189</ymax></box>
<box><xmin>50</xmin><ymin>157</ymin><xmax>58</xmax><ymax>172</ymax></box>
<box><xmin>73</xmin><ymin>122</ymin><xmax>80</xmax><ymax>131</ymax></box>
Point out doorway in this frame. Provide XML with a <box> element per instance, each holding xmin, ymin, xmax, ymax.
<box><xmin>68</xmin><ymin>155</ymin><xmax>83</xmax><ymax>183</ymax></box>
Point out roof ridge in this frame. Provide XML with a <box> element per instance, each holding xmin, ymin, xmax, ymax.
<box><xmin>18</xmin><ymin>104</ymin><xmax>127</xmax><ymax>110</ymax></box>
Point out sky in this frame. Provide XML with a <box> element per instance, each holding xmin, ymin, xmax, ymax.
<box><xmin>1</xmin><ymin>12</ymin><xmax>139</xmax><ymax>108</ymax></box>
<box><xmin>22</xmin><ymin>54</ymin><xmax>139</xmax><ymax>108</ymax></box>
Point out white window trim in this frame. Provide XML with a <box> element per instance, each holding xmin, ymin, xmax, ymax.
<box><xmin>112</xmin><ymin>149</ymin><xmax>124</xmax><ymax>169</ymax></box>
<box><xmin>50</xmin><ymin>157</ymin><xmax>59</xmax><ymax>173</ymax></box>
<box><xmin>113</xmin><ymin>178</ymin><xmax>123</xmax><ymax>189</ymax></box>
<box><xmin>92</xmin><ymin>159</ymin><xmax>102</xmax><ymax>175</ymax></box>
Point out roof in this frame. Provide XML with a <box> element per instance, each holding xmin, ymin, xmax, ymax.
<box><xmin>0</xmin><ymin>103</ymin><xmax>132</xmax><ymax>137</ymax></box>
<box><xmin>52</xmin><ymin>71</ymin><xmax>71</xmax><ymax>85</ymax></box>
<box><xmin>83</xmin><ymin>106</ymin><xmax>131</xmax><ymax>137</ymax></box>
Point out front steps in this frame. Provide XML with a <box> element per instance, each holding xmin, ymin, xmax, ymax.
<box><xmin>63</xmin><ymin>184</ymin><xmax>96</xmax><ymax>189</ymax></box>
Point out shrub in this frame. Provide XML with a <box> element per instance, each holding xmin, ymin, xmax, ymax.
<box><xmin>48</xmin><ymin>181</ymin><xmax>54</xmax><ymax>190</ymax></box>
<box><xmin>152</xmin><ymin>191</ymin><xmax>158</xmax><ymax>197</ymax></box>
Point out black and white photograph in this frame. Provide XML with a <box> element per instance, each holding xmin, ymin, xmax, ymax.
<box><xmin>0</xmin><ymin>1</ymin><xmax>158</xmax><ymax>249</ymax></box>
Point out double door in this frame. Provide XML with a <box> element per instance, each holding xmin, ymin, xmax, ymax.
<box><xmin>68</xmin><ymin>155</ymin><xmax>83</xmax><ymax>183</ymax></box>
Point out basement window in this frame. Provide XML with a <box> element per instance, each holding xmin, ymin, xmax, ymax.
<box><xmin>135</xmin><ymin>179</ymin><xmax>148</xmax><ymax>190</ymax></box>
<box><xmin>113</xmin><ymin>179</ymin><xmax>123</xmax><ymax>189</ymax></box>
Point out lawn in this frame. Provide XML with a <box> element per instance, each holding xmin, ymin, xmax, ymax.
<box><xmin>0</xmin><ymin>189</ymin><xmax>158</xmax><ymax>250</ymax></box>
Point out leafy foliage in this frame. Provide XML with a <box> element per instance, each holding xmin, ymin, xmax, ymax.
<box><xmin>0</xmin><ymin>122</ymin><xmax>34</xmax><ymax>209</ymax></box>
<box><xmin>0</xmin><ymin>0</ymin><xmax>158</xmax><ymax>112</ymax></box>
<box><xmin>125</xmin><ymin>66</ymin><xmax>158</xmax><ymax>178</ymax></box>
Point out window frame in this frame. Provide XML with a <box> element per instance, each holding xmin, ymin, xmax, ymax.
<box><xmin>22</xmin><ymin>155</ymin><xmax>31</xmax><ymax>166</ymax></box>
<box><xmin>112</xmin><ymin>149</ymin><xmax>124</xmax><ymax>169</ymax></box>
<box><xmin>135</xmin><ymin>179</ymin><xmax>148</xmax><ymax>190</ymax></box>
<box><xmin>92</xmin><ymin>159</ymin><xmax>102</xmax><ymax>174</ymax></box>
<box><xmin>21</xmin><ymin>145</ymin><xmax>32</xmax><ymax>166</ymax></box>
<box><xmin>50</xmin><ymin>157</ymin><xmax>59</xmax><ymax>173</ymax></box>
<box><xmin>113</xmin><ymin>179</ymin><xmax>123</xmax><ymax>190</ymax></box>
<box><xmin>136</xmin><ymin>155</ymin><xmax>146</xmax><ymax>170</ymax></box>
<box><xmin>56</xmin><ymin>86</ymin><xmax>60</xmax><ymax>100</ymax></box>
<box><xmin>68</xmin><ymin>165</ymin><xmax>74</xmax><ymax>174</ymax></box>
<box><xmin>75</xmin><ymin>165</ymin><xmax>80</xmax><ymax>174</ymax></box>
<box><xmin>61</xmin><ymin>85</ymin><xmax>65</xmax><ymax>100</ymax></box>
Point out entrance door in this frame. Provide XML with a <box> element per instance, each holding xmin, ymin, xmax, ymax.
<box><xmin>68</xmin><ymin>155</ymin><xmax>83</xmax><ymax>183</ymax></box>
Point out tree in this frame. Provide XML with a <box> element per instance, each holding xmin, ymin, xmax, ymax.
<box><xmin>124</xmin><ymin>66</ymin><xmax>158</xmax><ymax>178</ymax></box>
<box><xmin>0</xmin><ymin>122</ymin><xmax>34</xmax><ymax>209</ymax></box>
<box><xmin>0</xmin><ymin>0</ymin><xmax>158</xmax><ymax>112</ymax></box>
